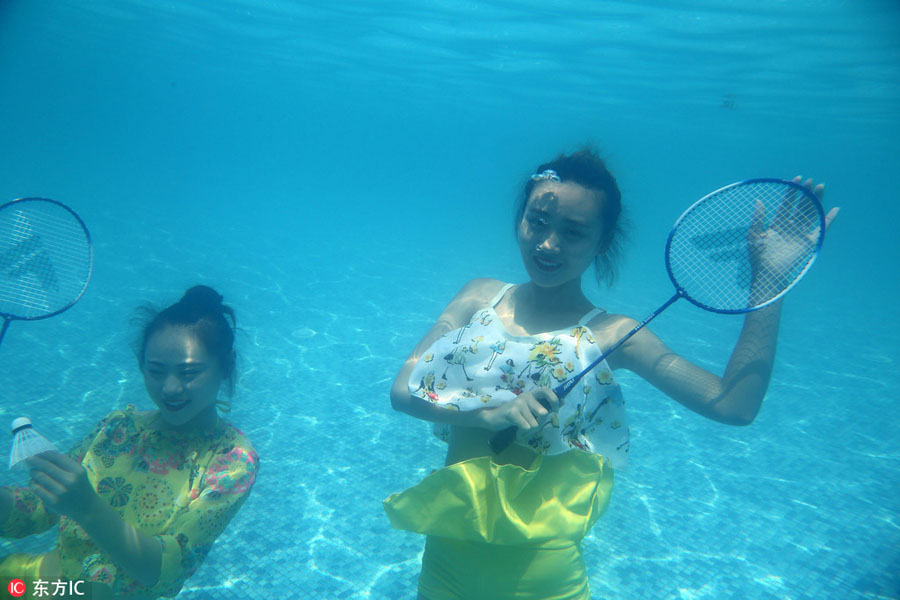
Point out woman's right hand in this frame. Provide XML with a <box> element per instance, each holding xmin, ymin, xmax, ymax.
<box><xmin>747</xmin><ymin>176</ymin><xmax>838</xmax><ymax>289</ymax></box>
<box><xmin>479</xmin><ymin>388</ymin><xmax>559</xmax><ymax>431</ymax></box>
<box><xmin>26</xmin><ymin>452</ymin><xmax>100</xmax><ymax>523</ymax></box>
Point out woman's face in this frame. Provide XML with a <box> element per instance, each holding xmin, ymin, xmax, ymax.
<box><xmin>517</xmin><ymin>181</ymin><xmax>606</xmax><ymax>289</ymax></box>
<box><xmin>142</xmin><ymin>326</ymin><xmax>225</xmax><ymax>430</ymax></box>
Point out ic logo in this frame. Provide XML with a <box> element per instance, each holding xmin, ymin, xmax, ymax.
<box><xmin>7</xmin><ymin>579</ymin><xmax>26</xmax><ymax>597</ymax></box>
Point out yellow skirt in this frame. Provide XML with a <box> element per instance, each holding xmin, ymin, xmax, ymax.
<box><xmin>1</xmin><ymin>554</ymin><xmax>114</xmax><ymax>599</ymax></box>
<box><xmin>383</xmin><ymin>450</ymin><xmax>614</xmax><ymax>600</ymax></box>
<box><xmin>0</xmin><ymin>554</ymin><xmax>45</xmax><ymax>600</ymax></box>
<box><xmin>0</xmin><ymin>552</ymin><xmax>44</xmax><ymax>580</ymax></box>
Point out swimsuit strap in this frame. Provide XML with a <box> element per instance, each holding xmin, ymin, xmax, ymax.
<box><xmin>489</xmin><ymin>283</ymin><xmax>515</xmax><ymax>308</ymax></box>
<box><xmin>577</xmin><ymin>307</ymin><xmax>606</xmax><ymax>327</ymax></box>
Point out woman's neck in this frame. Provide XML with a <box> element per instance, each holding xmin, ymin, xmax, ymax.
<box><xmin>150</xmin><ymin>408</ymin><xmax>220</xmax><ymax>434</ymax></box>
<box><xmin>505</xmin><ymin>280</ymin><xmax>595</xmax><ymax>335</ymax></box>
<box><xmin>517</xmin><ymin>279</ymin><xmax>591</xmax><ymax>313</ymax></box>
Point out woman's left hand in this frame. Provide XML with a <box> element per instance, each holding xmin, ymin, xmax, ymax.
<box><xmin>748</xmin><ymin>176</ymin><xmax>839</xmax><ymax>285</ymax></box>
<box><xmin>27</xmin><ymin>451</ymin><xmax>100</xmax><ymax>522</ymax></box>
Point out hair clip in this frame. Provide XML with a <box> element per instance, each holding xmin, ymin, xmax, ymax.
<box><xmin>530</xmin><ymin>169</ymin><xmax>561</xmax><ymax>182</ymax></box>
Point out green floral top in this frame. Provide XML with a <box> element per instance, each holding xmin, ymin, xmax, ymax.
<box><xmin>1</xmin><ymin>405</ymin><xmax>259</xmax><ymax>598</ymax></box>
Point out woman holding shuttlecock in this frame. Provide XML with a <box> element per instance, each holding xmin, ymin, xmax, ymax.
<box><xmin>1</xmin><ymin>286</ymin><xmax>258</xmax><ymax>599</ymax></box>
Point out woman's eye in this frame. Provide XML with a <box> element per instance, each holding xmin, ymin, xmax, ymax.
<box><xmin>527</xmin><ymin>215</ymin><xmax>548</xmax><ymax>227</ymax></box>
<box><xmin>567</xmin><ymin>229</ymin><xmax>585</xmax><ymax>239</ymax></box>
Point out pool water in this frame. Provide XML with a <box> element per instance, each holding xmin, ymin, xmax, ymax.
<box><xmin>1</xmin><ymin>1</ymin><xmax>898</xmax><ymax>599</ymax></box>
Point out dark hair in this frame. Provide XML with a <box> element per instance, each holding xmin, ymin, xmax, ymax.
<box><xmin>514</xmin><ymin>148</ymin><xmax>626</xmax><ymax>286</ymax></box>
<box><xmin>136</xmin><ymin>285</ymin><xmax>238</xmax><ymax>398</ymax></box>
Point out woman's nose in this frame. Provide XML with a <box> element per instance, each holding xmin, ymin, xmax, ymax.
<box><xmin>537</xmin><ymin>231</ymin><xmax>561</xmax><ymax>252</ymax></box>
<box><xmin>163</xmin><ymin>374</ymin><xmax>183</xmax><ymax>394</ymax></box>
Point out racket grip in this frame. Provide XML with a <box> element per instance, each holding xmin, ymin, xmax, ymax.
<box><xmin>488</xmin><ymin>426</ymin><xmax>517</xmax><ymax>454</ymax></box>
<box><xmin>488</xmin><ymin>396</ymin><xmax>553</xmax><ymax>454</ymax></box>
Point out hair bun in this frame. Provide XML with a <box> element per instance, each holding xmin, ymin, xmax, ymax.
<box><xmin>179</xmin><ymin>285</ymin><xmax>224</xmax><ymax>310</ymax></box>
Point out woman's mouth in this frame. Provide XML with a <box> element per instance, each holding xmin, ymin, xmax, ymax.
<box><xmin>163</xmin><ymin>398</ymin><xmax>190</xmax><ymax>411</ymax></box>
<box><xmin>534</xmin><ymin>255</ymin><xmax>561</xmax><ymax>272</ymax></box>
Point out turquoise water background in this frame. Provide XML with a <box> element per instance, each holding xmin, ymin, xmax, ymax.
<box><xmin>1</xmin><ymin>1</ymin><xmax>898</xmax><ymax>598</ymax></box>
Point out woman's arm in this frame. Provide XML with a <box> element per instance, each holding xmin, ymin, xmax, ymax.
<box><xmin>390</xmin><ymin>278</ymin><xmax>499</xmax><ymax>426</ymax></box>
<box><xmin>0</xmin><ymin>486</ymin><xmax>61</xmax><ymax>539</ymax></box>
<box><xmin>26</xmin><ymin>452</ymin><xmax>162</xmax><ymax>586</ymax></box>
<box><xmin>606</xmin><ymin>301</ymin><xmax>782</xmax><ymax>425</ymax></box>
<box><xmin>390</xmin><ymin>278</ymin><xmax>558</xmax><ymax>432</ymax></box>
<box><xmin>608</xmin><ymin>177</ymin><xmax>837</xmax><ymax>425</ymax></box>
<box><xmin>2</xmin><ymin>416</ymin><xmax>113</xmax><ymax>541</ymax></box>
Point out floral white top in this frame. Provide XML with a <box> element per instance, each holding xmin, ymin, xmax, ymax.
<box><xmin>409</xmin><ymin>284</ymin><xmax>629</xmax><ymax>468</ymax></box>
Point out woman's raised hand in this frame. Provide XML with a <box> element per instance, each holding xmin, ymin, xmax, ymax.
<box><xmin>748</xmin><ymin>176</ymin><xmax>839</xmax><ymax>289</ymax></box>
<box><xmin>480</xmin><ymin>388</ymin><xmax>558</xmax><ymax>432</ymax></box>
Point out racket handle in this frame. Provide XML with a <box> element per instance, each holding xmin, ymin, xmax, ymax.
<box><xmin>487</xmin><ymin>389</ymin><xmax>561</xmax><ymax>454</ymax></box>
<box><xmin>488</xmin><ymin>425</ymin><xmax>517</xmax><ymax>454</ymax></box>
<box><xmin>491</xmin><ymin>293</ymin><xmax>679</xmax><ymax>453</ymax></box>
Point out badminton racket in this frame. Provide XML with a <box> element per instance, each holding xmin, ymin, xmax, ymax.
<box><xmin>0</xmin><ymin>198</ymin><xmax>93</xmax><ymax>347</ymax></box>
<box><xmin>490</xmin><ymin>178</ymin><xmax>826</xmax><ymax>453</ymax></box>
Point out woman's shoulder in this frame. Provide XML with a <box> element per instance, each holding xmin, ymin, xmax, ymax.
<box><xmin>91</xmin><ymin>405</ymin><xmax>144</xmax><ymax>432</ymax></box>
<box><xmin>216</xmin><ymin>422</ymin><xmax>259</xmax><ymax>463</ymax></box>
<box><xmin>439</xmin><ymin>278</ymin><xmax>510</xmax><ymax>328</ymax></box>
<box><xmin>459</xmin><ymin>277</ymin><xmax>507</xmax><ymax>298</ymax></box>
<box><xmin>584</xmin><ymin>309</ymin><xmax>673</xmax><ymax>371</ymax></box>
<box><xmin>452</xmin><ymin>278</ymin><xmax>509</xmax><ymax>310</ymax></box>
<box><xmin>204</xmin><ymin>422</ymin><xmax>259</xmax><ymax>494</ymax></box>
<box><xmin>584</xmin><ymin>311</ymin><xmax>640</xmax><ymax>347</ymax></box>
<box><xmin>68</xmin><ymin>406</ymin><xmax>144</xmax><ymax>458</ymax></box>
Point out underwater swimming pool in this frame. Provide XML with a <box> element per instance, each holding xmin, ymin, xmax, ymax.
<box><xmin>1</xmin><ymin>1</ymin><xmax>898</xmax><ymax>598</ymax></box>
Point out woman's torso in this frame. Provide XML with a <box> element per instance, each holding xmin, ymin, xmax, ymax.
<box><xmin>51</xmin><ymin>407</ymin><xmax>255</xmax><ymax>593</ymax></box>
<box><xmin>437</xmin><ymin>280</ymin><xmax>628</xmax><ymax>468</ymax></box>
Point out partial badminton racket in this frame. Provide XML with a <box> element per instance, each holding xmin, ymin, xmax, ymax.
<box><xmin>490</xmin><ymin>178</ymin><xmax>826</xmax><ymax>453</ymax></box>
<box><xmin>0</xmin><ymin>198</ymin><xmax>93</xmax><ymax>347</ymax></box>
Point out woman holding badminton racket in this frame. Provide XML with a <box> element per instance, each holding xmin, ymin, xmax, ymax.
<box><xmin>384</xmin><ymin>148</ymin><xmax>837</xmax><ymax>600</ymax></box>
<box><xmin>1</xmin><ymin>286</ymin><xmax>258</xmax><ymax>599</ymax></box>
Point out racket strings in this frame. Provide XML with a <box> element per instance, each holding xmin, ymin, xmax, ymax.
<box><xmin>668</xmin><ymin>181</ymin><xmax>822</xmax><ymax>312</ymax></box>
<box><xmin>0</xmin><ymin>202</ymin><xmax>92</xmax><ymax>318</ymax></box>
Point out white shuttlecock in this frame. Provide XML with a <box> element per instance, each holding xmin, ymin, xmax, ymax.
<box><xmin>9</xmin><ymin>417</ymin><xmax>59</xmax><ymax>470</ymax></box>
